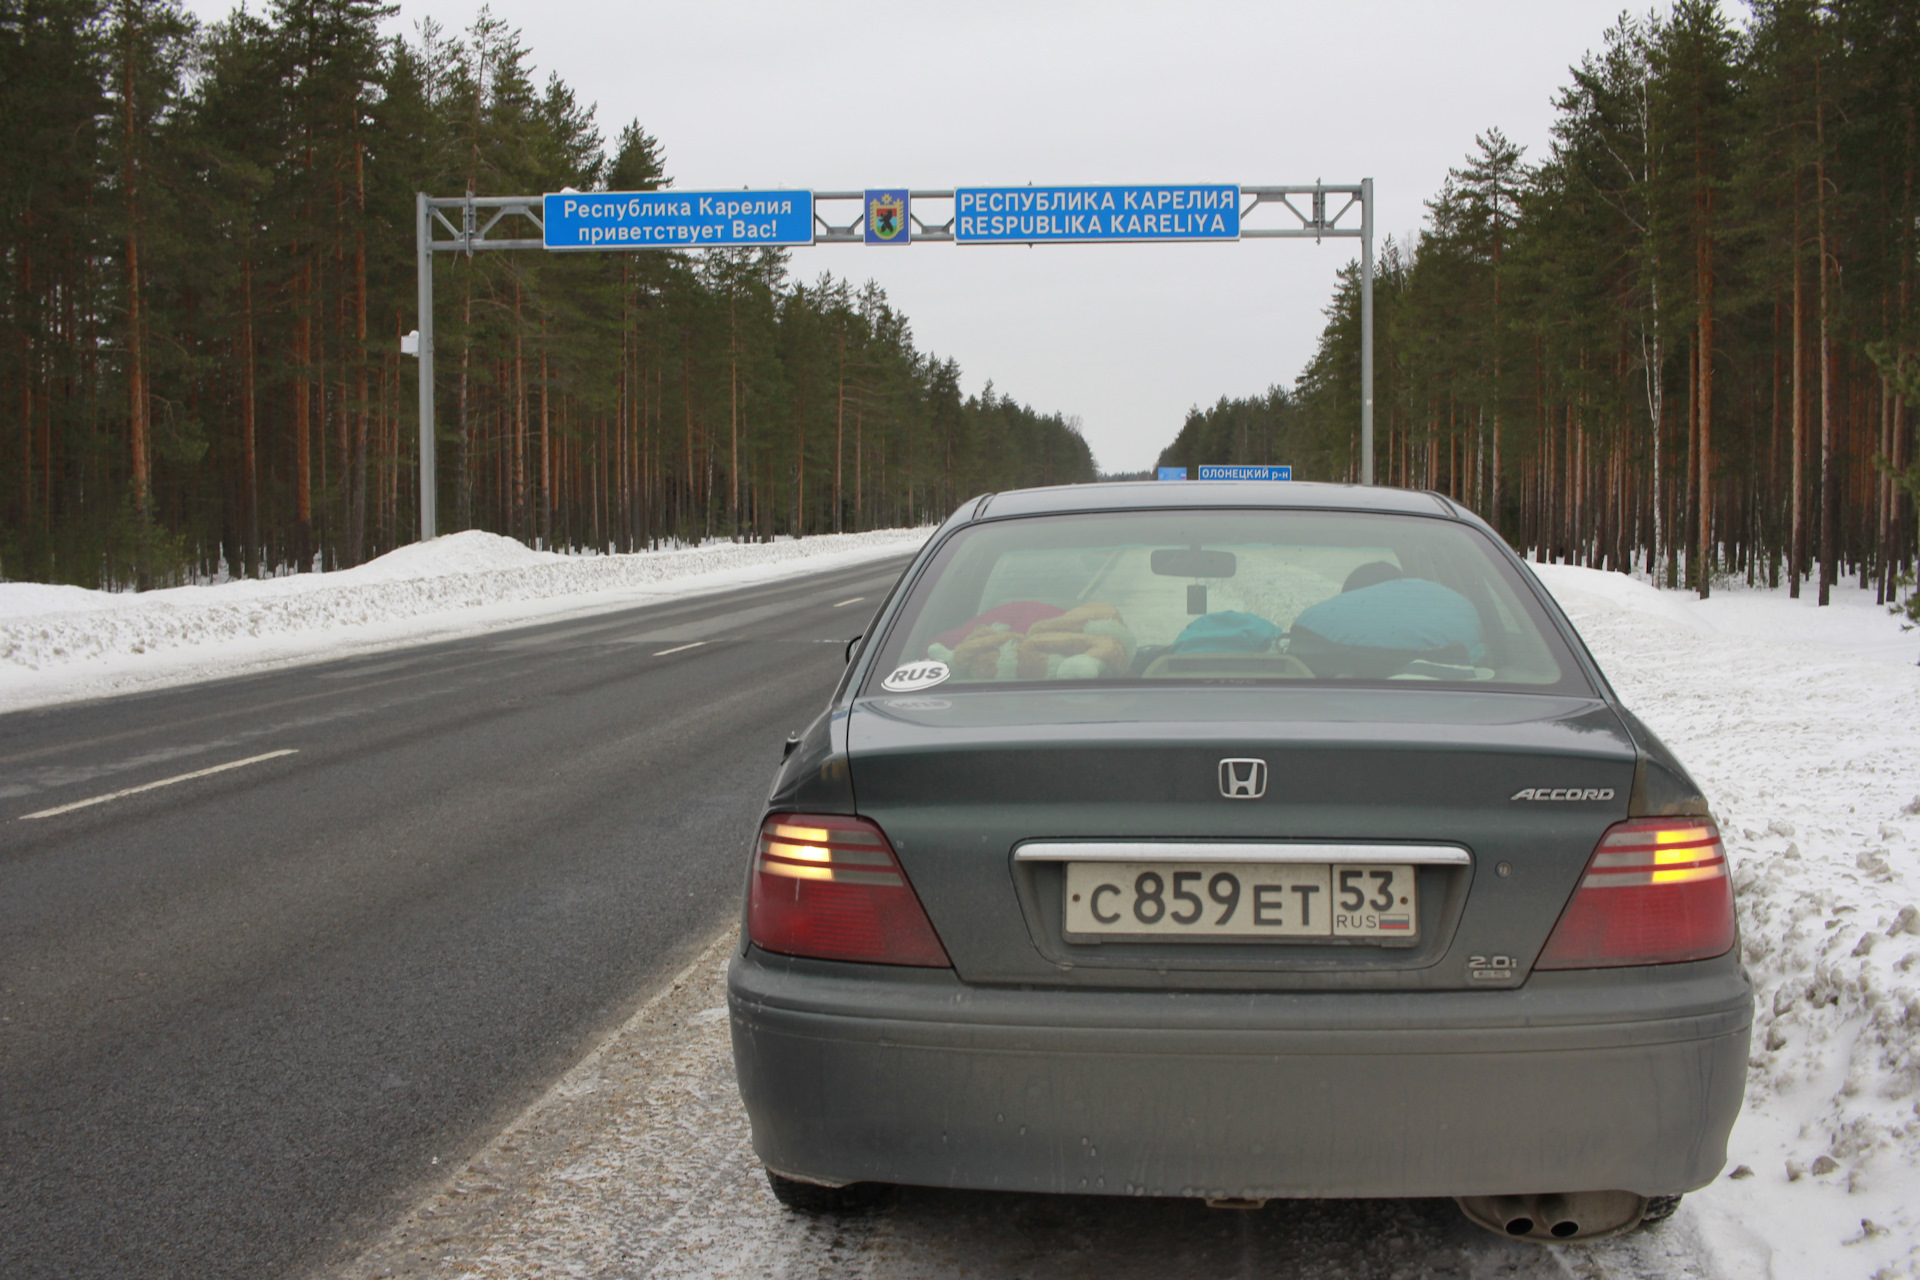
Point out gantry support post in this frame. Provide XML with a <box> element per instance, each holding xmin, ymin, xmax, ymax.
<box><xmin>413</xmin><ymin>194</ymin><xmax>543</xmax><ymax>540</ymax></box>
<box><xmin>415</xmin><ymin>192</ymin><xmax>435</xmax><ymax>540</ymax></box>
<box><xmin>1360</xmin><ymin>177</ymin><xmax>1374</xmax><ymax>486</ymax></box>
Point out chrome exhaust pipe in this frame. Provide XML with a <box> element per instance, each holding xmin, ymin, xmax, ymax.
<box><xmin>1533</xmin><ymin>1193</ymin><xmax>1581</xmax><ymax>1238</ymax></box>
<box><xmin>1492</xmin><ymin>1194</ymin><xmax>1534</xmax><ymax>1236</ymax></box>
<box><xmin>1455</xmin><ymin>1190</ymin><xmax>1647</xmax><ymax>1242</ymax></box>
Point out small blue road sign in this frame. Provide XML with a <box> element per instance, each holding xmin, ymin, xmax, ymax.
<box><xmin>955</xmin><ymin>185</ymin><xmax>1240</xmax><ymax>244</ymax></box>
<box><xmin>865</xmin><ymin>190</ymin><xmax>910</xmax><ymax>245</ymax></box>
<box><xmin>1156</xmin><ymin>467</ymin><xmax>1188</xmax><ymax>480</ymax></box>
<box><xmin>543</xmin><ymin>190</ymin><xmax>813</xmax><ymax>250</ymax></box>
<box><xmin>1198</xmin><ymin>465</ymin><xmax>1291</xmax><ymax>481</ymax></box>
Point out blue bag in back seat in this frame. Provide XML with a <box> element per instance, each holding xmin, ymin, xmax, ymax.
<box><xmin>1289</xmin><ymin>578</ymin><xmax>1485</xmax><ymax>675</ymax></box>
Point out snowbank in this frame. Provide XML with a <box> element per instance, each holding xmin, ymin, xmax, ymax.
<box><xmin>0</xmin><ymin>528</ymin><xmax>929</xmax><ymax>711</ymax></box>
<box><xmin>1535</xmin><ymin>562</ymin><xmax>1920</xmax><ymax>1279</ymax></box>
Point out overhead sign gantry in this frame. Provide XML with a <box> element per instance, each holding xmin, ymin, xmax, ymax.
<box><xmin>413</xmin><ymin>180</ymin><xmax>1373</xmax><ymax>539</ymax></box>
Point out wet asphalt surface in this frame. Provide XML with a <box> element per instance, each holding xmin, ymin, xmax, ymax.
<box><xmin>0</xmin><ymin>556</ymin><xmax>905</xmax><ymax>1279</ymax></box>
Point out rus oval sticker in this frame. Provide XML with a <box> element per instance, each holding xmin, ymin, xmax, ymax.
<box><xmin>882</xmin><ymin>660</ymin><xmax>950</xmax><ymax>692</ymax></box>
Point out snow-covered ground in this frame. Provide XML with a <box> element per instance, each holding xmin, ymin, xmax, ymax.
<box><xmin>1532</xmin><ymin>563</ymin><xmax>1920</xmax><ymax>1280</ymax></box>
<box><xmin>0</xmin><ymin>528</ymin><xmax>929</xmax><ymax>712</ymax></box>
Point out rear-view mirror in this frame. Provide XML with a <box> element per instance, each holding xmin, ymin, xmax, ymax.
<box><xmin>1151</xmin><ymin>548</ymin><xmax>1237</xmax><ymax>578</ymax></box>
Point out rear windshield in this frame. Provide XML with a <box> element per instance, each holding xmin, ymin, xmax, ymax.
<box><xmin>865</xmin><ymin>509</ymin><xmax>1589</xmax><ymax>695</ymax></box>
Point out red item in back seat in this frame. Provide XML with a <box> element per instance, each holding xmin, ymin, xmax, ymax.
<box><xmin>934</xmin><ymin>601</ymin><xmax>1066</xmax><ymax>652</ymax></box>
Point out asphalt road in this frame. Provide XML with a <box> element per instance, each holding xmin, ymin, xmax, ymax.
<box><xmin>0</xmin><ymin>555</ymin><xmax>909</xmax><ymax>1280</ymax></box>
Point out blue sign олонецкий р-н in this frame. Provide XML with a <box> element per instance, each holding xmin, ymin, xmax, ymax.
<box><xmin>955</xmin><ymin>185</ymin><xmax>1239</xmax><ymax>244</ymax></box>
<box><xmin>1197</xmin><ymin>465</ymin><xmax>1292</xmax><ymax>481</ymax></box>
<box><xmin>543</xmin><ymin>191</ymin><xmax>813</xmax><ymax>250</ymax></box>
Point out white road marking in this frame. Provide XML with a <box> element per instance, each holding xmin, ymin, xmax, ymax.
<box><xmin>615</xmin><ymin>599</ymin><xmax>804</xmax><ymax>647</ymax></box>
<box><xmin>489</xmin><ymin>618</ymin><xmax>637</xmax><ymax>650</ymax></box>
<box><xmin>651</xmin><ymin>641</ymin><xmax>707</xmax><ymax>657</ymax></box>
<box><xmin>831</xmin><ymin>596</ymin><xmax>865</xmax><ymax>607</ymax></box>
<box><xmin>19</xmin><ymin>749</ymin><xmax>300</xmax><ymax>820</ymax></box>
<box><xmin>315</xmin><ymin>657</ymin><xmax>419</xmax><ymax>679</ymax></box>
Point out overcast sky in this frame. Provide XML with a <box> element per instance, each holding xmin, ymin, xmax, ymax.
<box><xmin>187</xmin><ymin>0</ymin><xmax>1705</xmax><ymax>472</ymax></box>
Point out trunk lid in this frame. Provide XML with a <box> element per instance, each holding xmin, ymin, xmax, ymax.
<box><xmin>847</xmin><ymin>686</ymin><xmax>1634</xmax><ymax>990</ymax></box>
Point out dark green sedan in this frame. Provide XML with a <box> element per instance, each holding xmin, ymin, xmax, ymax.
<box><xmin>728</xmin><ymin>481</ymin><xmax>1750</xmax><ymax>1242</ymax></box>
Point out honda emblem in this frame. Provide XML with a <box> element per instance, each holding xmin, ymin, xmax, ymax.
<box><xmin>1218</xmin><ymin>758</ymin><xmax>1268</xmax><ymax>800</ymax></box>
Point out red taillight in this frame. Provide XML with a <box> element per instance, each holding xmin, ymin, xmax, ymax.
<box><xmin>1535</xmin><ymin>816</ymin><xmax>1735</xmax><ymax>969</ymax></box>
<box><xmin>747</xmin><ymin>813</ymin><xmax>951</xmax><ymax>967</ymax></box>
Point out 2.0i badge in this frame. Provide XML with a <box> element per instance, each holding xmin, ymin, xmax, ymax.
<box><xmin>1467</xmin><ymin>954</ymin><xmax>1520</xmax><ymax>983</ymax></box>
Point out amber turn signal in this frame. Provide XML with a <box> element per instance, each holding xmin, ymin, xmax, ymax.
<box><xmin>747</xmin><ymin>813</ymin><xmax>951</xmax><ymax>967</ymax></box>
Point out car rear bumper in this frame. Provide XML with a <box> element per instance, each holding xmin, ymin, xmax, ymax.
<box><xmin>728</xmin><ymin>947</ymin><xmax>1751</xmax><ymax>1199</ymax></box>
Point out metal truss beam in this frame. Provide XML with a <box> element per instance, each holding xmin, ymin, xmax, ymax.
<box><xmin>413</xmin><ymin>182</ymin><xmax>1373</xmax><ymax>541</ymax></box>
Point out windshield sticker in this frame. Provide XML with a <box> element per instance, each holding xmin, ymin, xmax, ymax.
<box><xmin>882</xmin><ymin>660</ymin><xmax>951</xmax><ymax>692</ymax></box>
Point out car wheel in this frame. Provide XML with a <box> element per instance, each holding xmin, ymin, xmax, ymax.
<box><xmin>1639</xmin><ymin>1195</ymin><xmax>1682</xmax><ymax>1226</ymax></box>
<box><xmin>765</xmin><ymin>1169</ymin><xmax>889</xmax><ymax>1213</ymax></box>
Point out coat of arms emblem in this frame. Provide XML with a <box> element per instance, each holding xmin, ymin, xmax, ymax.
<box><xmin>866</xmin><ymin>191</ymin><xmax>908</xmax><ymax>243</ymax></box>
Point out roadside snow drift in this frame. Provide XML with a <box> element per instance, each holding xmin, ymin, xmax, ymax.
<box><xmin>1535</xmin><ymin>564</ymin><xmax>1920</xmax><ymax>1280</ymax></box>
<box><xmin>0</xmin><ymin>528</ymin><xmax>927</xmax><ymax>711</ymax></box>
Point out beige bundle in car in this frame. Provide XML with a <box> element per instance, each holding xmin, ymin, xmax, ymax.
<box><xmin>947</xmin><ymin>603</ymin><xmax>1135</xmax><ymax>680</ymax></box>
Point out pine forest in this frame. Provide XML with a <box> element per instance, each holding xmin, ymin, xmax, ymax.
<box><xmin>1158</xmin><ymin>0</ymin><xmax>1917</xmax><ymax>606</ymax></box>
<box><xmin>0</xmin><ymin>0</ymin><xmax>1096</xmax><ymax>587</ymax></box>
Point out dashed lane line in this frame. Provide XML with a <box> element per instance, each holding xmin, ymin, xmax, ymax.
<box><xmin>831</xmin><ymin>597</ymin><xmax>866</xmax><ymax>607</ymax></box>
<box><xmin>18</xmin><ymin>749</ymin><xmax>299</xmax><ymax>820</ymax></box>
<box><xmin>652</xmin><ymin>641</ymin><xmax>708</xmax><ymax>657</ymax></box>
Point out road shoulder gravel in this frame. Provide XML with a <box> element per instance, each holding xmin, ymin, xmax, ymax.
<box><xmin>324</xmin><ymin>927</ymin><xmax>777</xmax><ymax>1279</ymax></box>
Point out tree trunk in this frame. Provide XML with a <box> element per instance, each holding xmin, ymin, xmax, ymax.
<box><xmin>728</xmin><ymin>289</ymin><xmax>739</xmax><ymax>532</ymax></box>
<box><xmin>541</xmin><ymin>320</ymin><xmax>551</xmax><ymax>548</ymax></box>
<box><xmin>1696</xmin><ymin>196</ymin><xmax>1715</xmax><ymax>599</ymax></box>
<box><xmin>456</xmin><ymin>270</ymin><xmax>472</xmax><ymax>531</ymax></box>
<box><xmin>17</xmin><ymin>224</ymin><xmax>31</xmax><ymax>537</ymax></box>
<box><xmin>122</xmin><ymin>37</ymin><xmax>150</xmax><ymax>535</ymax></box>
<box><xmin>834</xmin><ymin>334</ymin><xmax>845</xmax><ymax>533</ymax></box>
<box><xmin>348</xmin><ymin>144</ymin><xmax>369</xmax><ymax>566</ymax></box>
<box><xmin>295</xmin><ymin>256</ymin><xmax>313</xmax><ymax>570</ymax></box>
<box><xmin>1791</xmin><ymin>187</ymin><xmax>1805</xmax><ymax>597</ymax></box>
<box><xmin>1817</xmin><ymin>53</ymin><xmax>1837</xmax><ymax>606</ymax></box>
<box><xmin>1684</xmin><ymin>335</ymin><xmax>1697</xmax><ymax>588</ymax></box>
<box><xmin>1769</xmin><ymin>291</ymin><xmax>1781</xmax><ymax>589</ymax></box>
<box><xmin>1879</xmin><ymin>368</ymin><xmax>1893</xmax><ymax>605</ymax></box>
<box><xmin>242</xmin><ymin>258</ymin><xmax>258</xmax><ymax>576</ymax></box>
<box><xmin>512</xmin><ymin>279</ymin><xmax>527</xmax><ymax>538</ymax></box>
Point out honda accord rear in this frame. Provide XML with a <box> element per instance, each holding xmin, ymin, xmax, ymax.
<box><xmin>728</xmin><ymin>481</ymin><xmax>1750</xmax><ymax>1241</ymax></box>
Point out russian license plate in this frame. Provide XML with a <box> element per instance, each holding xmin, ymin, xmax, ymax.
<box><xmin>1062</xmin><ymin>862</ymin><xmax>1417</xmax><ymax>940</ymax></box>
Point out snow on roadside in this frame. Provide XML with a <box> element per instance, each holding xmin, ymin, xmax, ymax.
<box><xmin>1535</xmin><ymin>563</ymin><xmax>1920</xmax><ymax>1280</ymax></box>
<box><xmin>0</xmin><ymin>528</ymin><xmax>928</xmax><ymax>712</ymax></box>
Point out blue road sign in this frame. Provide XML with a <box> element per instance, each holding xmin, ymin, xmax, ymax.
<box><xmin>865</xmin><ymin>190</ymin><xmax>910</xmax><ymax>245</ymax></box>
<box><xmin>543</xmin><ymin>190</ymin><xmax>813</xmax><ymax>250</ymax></box>
<box><xmin>1156</xmin><ymin>467</ymin><xmax>1188</xmax><ymax>480</ymax></box>
<box><xmin>1198</xmin><ymin>465</ymin><xmax>1291</xmax><ymax>481</ymax></box>
<box><xmin>955</xmin><ymin>185</ymin><xmax>1239</xmax><ymax>244</ymax></box>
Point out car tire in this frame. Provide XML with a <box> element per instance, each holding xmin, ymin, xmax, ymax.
<box><xmin>765</xmin><ymin>1169</ymin><xmax>889</xmax><ymax>1213</ymax></box>
<box><xmin>1639</xmin><ymin>1195</ymin><xmax>1682</xmax><ymax>1226</ymax></box>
